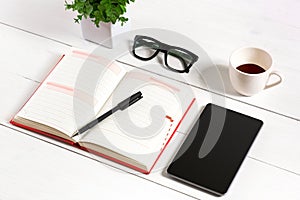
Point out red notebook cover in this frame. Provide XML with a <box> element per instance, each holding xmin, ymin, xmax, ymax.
<box><xmin>10</xmin><ymin>55</ymin><xmax>196</xmax><ymax>174</ymax></box>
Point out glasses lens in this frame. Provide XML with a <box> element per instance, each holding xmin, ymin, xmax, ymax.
<box><xmin>134</xmin><ymin>37</ymin><xmax>159</xmax><ymax>59</ymax></box>
<box><xmin>166</xmin><ymin>49</ymin><xmax>193</xmax><ymax>71</ymax></box>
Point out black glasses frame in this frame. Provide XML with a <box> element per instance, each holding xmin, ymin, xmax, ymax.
<box><xmin>132</xmin><ymin>35</ymin><xmax>199</xmax><ymax>73</ymax></box>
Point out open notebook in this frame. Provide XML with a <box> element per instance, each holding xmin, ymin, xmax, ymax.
<box><xmin>11</xmin><ymin>49</ymin><xmax>195</xmax><ymax>174</ymax></box>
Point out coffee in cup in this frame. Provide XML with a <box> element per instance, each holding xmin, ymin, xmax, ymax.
<box><xmin>229</xmin><ymin>47</ymin><xmax>282</xmax><ymax>96</ymax></box>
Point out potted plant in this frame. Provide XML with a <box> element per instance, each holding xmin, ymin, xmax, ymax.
<box><xmin>65</xmin><ymin>0</ymin><xmax>135</xmax><ymax>47</ymax></box>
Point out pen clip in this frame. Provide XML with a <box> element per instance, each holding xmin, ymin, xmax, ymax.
<box><xmin>118</xmin><ymin>91</ymin><xmax>143</xmax><ymax>110</ymax></box>
<box><xmin>128</xmin><ymin>95</ymin><xmax>143</xmax><ymax>107</ymax></box>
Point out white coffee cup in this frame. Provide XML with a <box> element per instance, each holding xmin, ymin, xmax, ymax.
<box><xmin>229</xmin><ymin>47</ymin><xmax>282</xmax><ymax>96</ymax></box>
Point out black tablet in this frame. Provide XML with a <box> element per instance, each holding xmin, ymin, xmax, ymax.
<box><xmin>167</xmin><ymin>103</ymin><xmax>263</xmax><ymax>196</ymax></box>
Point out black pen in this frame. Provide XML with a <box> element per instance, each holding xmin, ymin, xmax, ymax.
<box><xmin>72</xmin><ymin>91</ymin><xmax>143</xmax><ymax>137</ymax></box>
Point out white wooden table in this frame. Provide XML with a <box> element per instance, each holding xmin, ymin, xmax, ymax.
<box><xmin>0</xmin><ymin>0</ymin><xmax>299</xmax><ymax>199</ymax></box>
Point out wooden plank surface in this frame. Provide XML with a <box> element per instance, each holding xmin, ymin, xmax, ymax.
<box><xmin>0</xmin><ymin>0</ymin><xmax>299</xmax><ymax>199</ymax></box>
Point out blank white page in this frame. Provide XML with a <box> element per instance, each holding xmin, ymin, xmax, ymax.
<box><xmin>17</xmin><ymin>50</ymin><xmax>127</xmax><ymax>137</ymax></box>
<box><xmin>79</xmin><ymin>71</ymin><xmax>195</xmax><ymax>168</ymax></box>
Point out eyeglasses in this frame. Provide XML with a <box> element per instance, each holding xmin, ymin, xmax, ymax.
<box><xmin>132</xmin><ymin>35</ymin><xmax>198</xmax><ymax>73</ymax></box>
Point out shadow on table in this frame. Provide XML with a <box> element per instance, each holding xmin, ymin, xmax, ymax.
<box><xmin>197</xmin><ymin>64</ymin><xmax>240</xmax><ymax>97</ymax></box>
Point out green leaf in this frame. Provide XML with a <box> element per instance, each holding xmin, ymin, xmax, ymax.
<box><xmin>85</xmin><ymin>4</ymin><xmax>93</xmax><ymax>15</ymax></box>
<box><xmin>64</xmin><ymin>0</ymin><xmax>135</xmax><ymax>27</ymax></box>
<box><xmin>120</xmin><ymin>5</ymin><xmax>126</xmax><ymax>13</ymax></box>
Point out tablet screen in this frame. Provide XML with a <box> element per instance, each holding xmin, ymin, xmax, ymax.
<box><xmin>167</xmin><ymin>103</ymin><xmax>263</xmax><ymax>196</ymax></box>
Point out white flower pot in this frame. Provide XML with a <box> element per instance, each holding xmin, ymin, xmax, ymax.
<box><xmin>81</xmin><ymin>18</ymin><xmax>131</xmax><ymax>48</ymax></box>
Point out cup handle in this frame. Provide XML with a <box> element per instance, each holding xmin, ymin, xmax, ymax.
<box><xmin>265</xmin><ymin>70</ymin><xmax>283</xmax><ymax>89</ymax></box>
